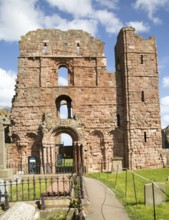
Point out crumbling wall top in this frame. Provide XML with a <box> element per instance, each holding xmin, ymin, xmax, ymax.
<box><xmin>19</xmin><ymin>29</ymin><xmax>105</xmax><ymax>57</ymax></box>
<box><xmin>115</xmin><ymin>26</ymin><xmax>156</xmax><ymax>53</ymax></box>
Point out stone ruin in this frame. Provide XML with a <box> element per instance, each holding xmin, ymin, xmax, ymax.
<box><xmin>2</xmin><ymin>27</ymin><xmax>168</xmax><ymax>174</ymax></box>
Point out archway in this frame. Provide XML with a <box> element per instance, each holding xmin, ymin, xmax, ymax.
<box><xmin>42</xmin><ymin>126</ymin><xmax>82</xmax><ymax>174</ymax></box>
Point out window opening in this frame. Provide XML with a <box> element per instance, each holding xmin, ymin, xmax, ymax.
<box><xmin>43</xmin><ymin>42</ymin><xmax>48</xmax><ymax>54</ymax></box>
<box><xmin>76</xmin><ymin>43</ymin><xmax>80</xmax><ymax>54</ymax></box>
<box><xmin>61</xmin><ymin>133</ymin><xmax>73</xmax><ymax>146</ymax></box>
<box><xmin>117</xmin><ymin>114</ymin><xmax>120</xmax><ymax>127</ymax></box>
<box><xmin>141</xmin><ymin>55</ymin><xmax>144</xmax><ymax>64</ymax></box>
<box><xmin>56</xmin><ymin>95</ymin><xmax>73</xmax><ymax>119</ymax></box>
<box><xmin>60</xmin><ymin>101</ymin><xmax>68</xmax><ymax>119</ymax></box>
<box><xmin>58</xmin><ymin>67</ymin><xmax>68</xmax><ymax>86</ymax></box>
<box><xmin>141</xmin><ymin>90</ymin><xmax>145</xmax><ymax>102</ymax></box>
<box><xmin>144</xmin><ymin>132</ymin><xmax>147</xmax><ymax>142</ymax></box>
<box><xmin>56</xmin><ymin>133</ymin><xmax>73</xmax><ymax>167</ymax></box>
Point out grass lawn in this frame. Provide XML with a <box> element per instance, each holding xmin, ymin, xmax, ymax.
<box><xmin>87</xmin><ymin>168</ymin><xmax>169</xmax><ymax>220</ymax></box>
<box><xmin>9</xmin><ymin>178</ymin><xmax>50</xmax><ymax>201</ymax></box>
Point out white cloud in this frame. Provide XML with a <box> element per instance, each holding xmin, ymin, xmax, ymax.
<box><xmin>58</xmin><ymin>76</ymin><xmax>68</xmax><ymax>86</ymax></box>
<box><xmin>46</xmin><ymin>0</ymin><xmax>93</xmax><ymax>18</ymax></box>
<box><xmin>126</xmin><ymin>21</ymin><xmax>150</xmax><ymax>32</ymax></box>
<box><xmin>161</xmin><ymin>115</ymin><xmax>169</xmax><ymax>128</ymax></box>
<box><xmin>162</xmin><ymin>77</ymin><xmax>169</xmax><ymax>88</ymax></box>
<box><xmin>0</xmin><ymin>0</ymin><xmax>123</xmax><ymax>42</ymax></box>
<box><xmin>0</xmin><ymin>0</ymin><xmax>43</xmax><ymax>41</ymax></box>
<box><xmin>159</xmin><ymin>56</ymin><xmax>169</xmax><ymax>71</ymax></box>
<box><xmin>160</xmin><ymin>96</ymin><xmax>169</xmax><ymax>128</ymax></box>
<box><xmin>95</xmin><ymin>10</ymin><xmax>123</xmax><ymax>34</ymax></box>
<box><xmin>133</xmin><ymin>0</ymin><xmax>169</xmax><ymax>24</ymax></box>
<box><xmin>93</xmin><ymin>0</ymin><xmax>119</xmax><ymax>10</ymax></box>
<box><xmin>0</xmin><ymin>68</ymin><xmax>17</xmax><ymax>107</ymax></box>
<box><xmin>44</xmin><ymin>15</ymin><xmax>98</xmax><ymax>36</ymax></box>
<box><xmin>161</xmin><ymin>96</ymin><xmax>169</xmax><ymax>107</ymax></box>
<box><xmin>46</xmin><ymin>0</ymin><xmax>123</xmax><ymax>34</ymax></box>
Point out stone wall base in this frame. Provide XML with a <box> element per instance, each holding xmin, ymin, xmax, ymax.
<box><xmin>0</xmin><ymin>169</ymin><xmax>13</xmax><ymax>179</ymax></box>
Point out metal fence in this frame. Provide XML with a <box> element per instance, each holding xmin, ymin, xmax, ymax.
<box><xmin>0</xmin><ymin>164</ymin><xmax>86</xmax><ymax>219</ymax></box>
<box><xmin>6</xmin><ymin>162</ymin><xmax>74</xmax><ymax>175</ymax></box>
<box><xmin>0</xmin><ymin>175</ymin><xmax>74</xmax><ymax>203</ymax></box>
<box><xmin>114</xmin><ymin>167</ymin><xmax>169</xmax><ymax>220</ymax></box>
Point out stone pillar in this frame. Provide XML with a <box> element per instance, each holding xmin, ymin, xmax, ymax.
<box><xmin>73</xmin><ymin>142</ymin><xmax>78</xmax><ymax>173</ymax></box>
<box><xmin>0</xmin><ymin>117</ymin><xmax>13</xmax><ymax>178</ymax></box>
<box><xmin>0</xmin><ymin>124</ymin><xmax>6</xmax><ymax>170</ymax></box>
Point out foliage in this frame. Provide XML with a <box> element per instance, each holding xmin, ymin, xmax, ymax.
<box><xmin>87</xmin><ymin>168</ymin><xmax>169</xmax><ymax>220</ymax></box>
<box><xmin>39</xmin><ymin>211</ymin><xmax>66</xmax><ymax>220</ymax></box>
<box><xmin>70</xmin><ymin>179</ymin><xmax>78</xmax><ymax>208</ymax></box>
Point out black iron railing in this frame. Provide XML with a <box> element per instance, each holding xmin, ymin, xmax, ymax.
<box><xmin>0</xmin><ymin>175</ymin><xmax>74</xmax><ymax>203</ymax></box>
<box><xmin>6</xmin><ymin>162</ymin><xmax>74</xmax><ymax>174</ymax></box>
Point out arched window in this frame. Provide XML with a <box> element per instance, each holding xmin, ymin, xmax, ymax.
<box><xmin>56</xmin><ymin>95</ymin><xmax>73</xmax><ymax>119</ymax></box>
<box><xmin>58</xmin><ymin>66</ymin><xmax>68</xmax><ymax>86</ymax></box>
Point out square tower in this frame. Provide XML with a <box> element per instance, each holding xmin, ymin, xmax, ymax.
<box><xmin>115</xmin><ymin>27</ymin><xmax>162</xmax><ymax>169</ymax></box>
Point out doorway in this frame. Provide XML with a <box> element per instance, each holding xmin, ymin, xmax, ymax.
<box><xmin>42</xmin><ymin>127</ymin><xmax>83</xmax><ymax>174</ymax></box>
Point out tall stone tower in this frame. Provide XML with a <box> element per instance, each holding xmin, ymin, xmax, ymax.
<box><xmin>9</xmin><ymin>27</ymin><xmax>163</xmax><ymax>173</ymax></box>
<box><xmin>115</xmin><ymin>27</ymin><xmax>162</xmax><ymax>169</ymax></box>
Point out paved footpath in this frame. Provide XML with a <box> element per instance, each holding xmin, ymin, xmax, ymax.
<box><xmin>83</xmin><ymin>177</ymin><xmax>131</xmax><ymax>220</ymax></box>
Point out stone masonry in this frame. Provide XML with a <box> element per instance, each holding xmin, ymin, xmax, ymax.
<box><xmin>8</xmin><ymin>27</ymin><xmax>163</xmax><ymax>172</ymax></box>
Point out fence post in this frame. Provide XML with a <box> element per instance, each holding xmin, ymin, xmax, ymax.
<box><xmin>125</xmin><ymin>169</ymin><xmax>128</xmax><ymax>198</ymax></box>
<box><xmin>33</xmin><ymin>176</ymin><xmax>36</xmax><ymax>200</ymax></box>
<box><xmin>115</xmin><ymin>164</ymin><xmax>119</xmax><ymax>186</ymax></box>
<box><xmin>132</xmin><ymin>172</ymin><xmax>137</xmax><ymax>205</ymax></box>
<box><xmin>152</xmin><ymin>182</ymin><xmax>156</xmax><ymax>220</ymax></box>
<box><xmin>40</xmin><ymin>193</ymin><xmax>46</xmax><ymax>210</ymax></box>
<box><xmin>9</xmin><ymin>179</ymin><xmax>12</xmax><ymax>202</ymax></box>
<box><xmin>4</xmin><ymin>192</ymin><xmax>9</xmax><ymax>211</ymax></box>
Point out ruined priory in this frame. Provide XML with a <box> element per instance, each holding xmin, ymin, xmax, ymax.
<box><xmin>4</xmin><ymin>27</ymin><xmax>169</xmax><ymax>173</ymax></box>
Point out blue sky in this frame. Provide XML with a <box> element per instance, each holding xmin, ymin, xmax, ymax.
<box><xmin>0</xmin><ymin>0</ymin><xmax>169</xmax><ymax>128</ymax></box>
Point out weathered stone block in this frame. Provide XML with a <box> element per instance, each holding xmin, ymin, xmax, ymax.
<box><xmin>144</xmin><ymin>182</ymin><xmax>165</xmax><ymax>205</ymax></box>
<box><xmin>0</xmin><ymin>202</ymin><xmax>36</xmax><ymax>220</ymax></box>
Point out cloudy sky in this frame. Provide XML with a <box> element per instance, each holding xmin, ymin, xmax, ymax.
<box><xmin>0</xmin><ymin>0</ymin><xmax>169</xmax><ymax>128</ymax></box>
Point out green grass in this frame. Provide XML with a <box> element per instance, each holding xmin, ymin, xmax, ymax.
<box><xmin>9</xmin><ymin>179</ymin><xmax>50</xmax><ymax>201</ymax></box>
<box><xmin>87</xmin><ymin>168</ymin><xmax>169</xmax><ymax>220</ymax></box>
<box><xmin>56</xmin><ymin>158</ymin><xmax>73</xmax><ymax>166</ymax></box>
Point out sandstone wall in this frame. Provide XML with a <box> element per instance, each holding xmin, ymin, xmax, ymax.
<box><xmin>115</xmin><ymin>27</ymin><xmax>162</xmax><ymax>169</ymax></box>
<box><xmin>10</xmin><ymin>27</ymin><xmax>163</xmax><ymax>172</ymax></box>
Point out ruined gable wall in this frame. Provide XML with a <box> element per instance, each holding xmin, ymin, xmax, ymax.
<box><xmin>11</xmin><ymin>29</ymin><xmax>119</xmax><ymax>171</ymax></box>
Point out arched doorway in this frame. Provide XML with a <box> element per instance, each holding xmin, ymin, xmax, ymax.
<box><xmin>42</xmin><ymin>127</ymin><xmax>83</xmax><ymax>174</ymax></box>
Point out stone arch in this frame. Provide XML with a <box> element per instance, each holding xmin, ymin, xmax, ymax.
<box><xmin>41</xmin><ymin>126</ymin><xmax>81</xmax><ymax>174</ymax></box>
<box><xmin>51</xmin><ymin>126</ymin><xmax>80</xmax><ymax>142</ymax></box>
<box><xmin>55</xmin><ymin>95</ymin><xmax>73</xmax><ymax>119</ymax></box>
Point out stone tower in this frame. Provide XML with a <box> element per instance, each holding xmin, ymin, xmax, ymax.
<box><xmin>115</xmin><ymin>27</ymin><xmax>162</xmax><ymax>169</ymax></box>
<box><xmin>9</xmin><ymin>27</ymin><xmax>163</xmax><ymax>173</ymax></box>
